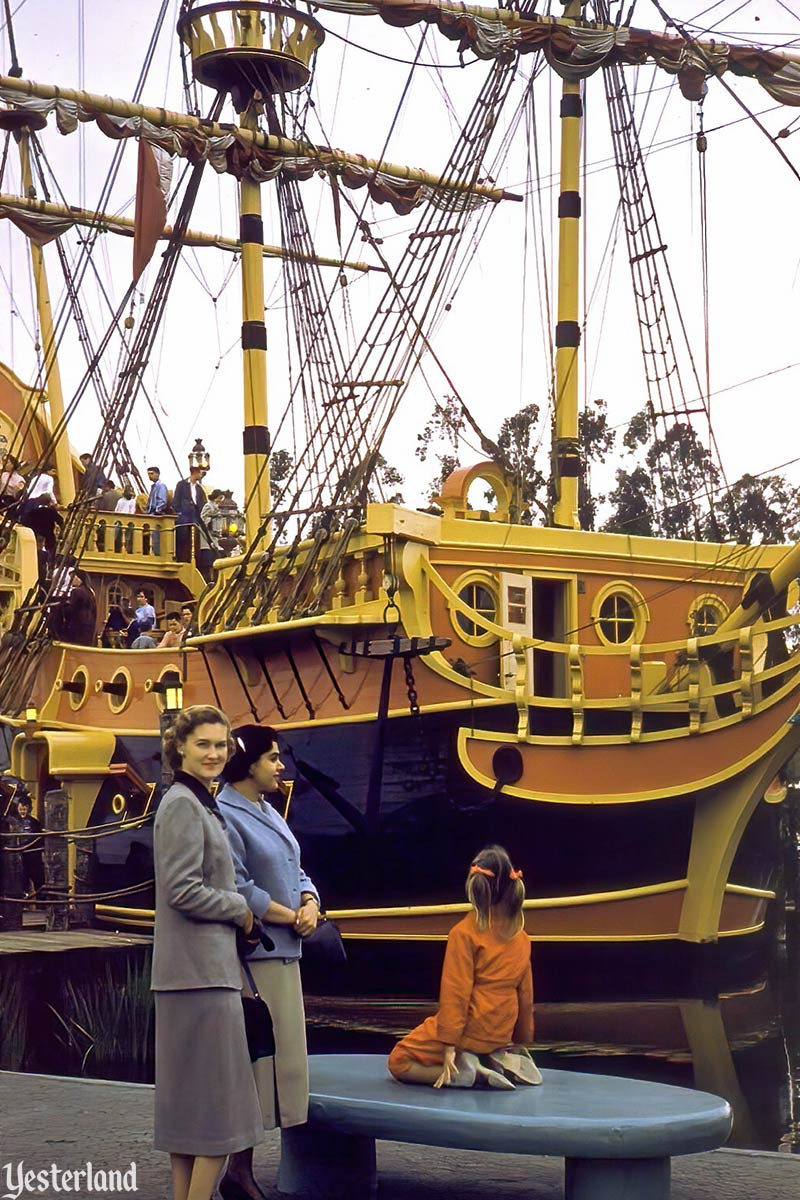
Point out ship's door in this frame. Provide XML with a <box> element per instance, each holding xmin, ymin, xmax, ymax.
<box><xmin>500</xmin><ymin>574</ymin><xmax>533</xmax><ymax>691</ymax></box>
<box><xmin>500</xmin><ymin>574</ymin><xmax>569</xmax><ymax>698</ymax></box>
<box><xmin>531</xmin><ymin>578</ymin><xmax>569</xmax><ymax>698</ymax></box>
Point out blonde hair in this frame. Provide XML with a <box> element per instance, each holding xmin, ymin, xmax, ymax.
<box><xmin>161</xmin><ymin>704</ymin><xmax>233</xmax><ymax>771</ymax></box>
<box><xmin>465</xmin><ymin>844</ymin><xmax>525</xmax><ymax>932</ymax></box>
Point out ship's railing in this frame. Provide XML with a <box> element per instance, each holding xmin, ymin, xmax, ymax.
<box><xmin>78</xmin><ymin>513</ymin><xmax>178</xmax><ymax>563</ymax></box>
<box><xmin>420</xmin><ymin>558</ymin><xmax>800</xmax><ymax>741</ymax></box>
<box><xmin>205</xmin><ymin>531</ymin><xmax>387</xmax><ymax>625</ymax></box>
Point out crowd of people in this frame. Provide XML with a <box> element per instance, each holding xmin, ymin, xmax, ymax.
<box><xmin>0</xmin><ymin>444</ymin><xmax>241</xmax><ymax>647</ymax></box>
<box><xmin>0</xmin><ymin>451</ymin><xmax>240</xmax><ymax>581</ymax></box>
<box><xmin>102</xmin><ymin>595</ymin><xmax>195</xmax><ymax>650</ymax></box>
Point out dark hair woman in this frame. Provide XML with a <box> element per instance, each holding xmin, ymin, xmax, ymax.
<box><xmin>152</xmin><ymin>705</ymin><xmax>263</xmax><ymax>1200</ymax></box>
<box><xmin>215</xmin><ymin>724</ymin><xmax>320</xmax><ymax>1200</ymax></box>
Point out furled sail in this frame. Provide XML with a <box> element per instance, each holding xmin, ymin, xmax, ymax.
<box><xmin>313</xmin><ymin>0</ymin><xmax>800</xmax><ymax>103</ymax></box>
<box><xmin>0</xmin><ymin>77</ymin><xmax>516</xmax><ymax>214</ymax></box>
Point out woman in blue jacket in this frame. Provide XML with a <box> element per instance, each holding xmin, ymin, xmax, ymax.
<box><xmin>216</xmin><ymin>725</ymin><xmax>320</xmax><ymax>1200</ymax></box>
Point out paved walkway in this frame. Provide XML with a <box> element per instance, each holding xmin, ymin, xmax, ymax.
<box><xmin>0</xmin><ymin>1072</ymin><xmax>796</xmax><ymax>1199</ymax></box>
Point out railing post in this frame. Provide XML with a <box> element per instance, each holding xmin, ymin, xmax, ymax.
<box><xmin>43</xmin><ymin>788</ymin><xmax>69</xmax><ymax>931</ymax></box>
<box><xmin>569</xmin><ymin>645</ymin><xmax>584</xmax><ymax>745</ymax></box>
<box><xmin>0</xmin><ymin>813</ymin><xmax>24</xmax><ymax>930</ymax></box>
<box><xmin>630</xmin><ymin>644</ymin><xmax>643</xmax><ymax>742</ymax></box>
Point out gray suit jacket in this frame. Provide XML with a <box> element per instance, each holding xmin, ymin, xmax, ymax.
<box><xmin>151</xmin><ymin>781</ymin><xmax>249</xmax><ymax>991</ymax></box>
<box><xmin>217</xmin><ymin>783</ymin><xmax>319</xmax><ymax>961</ymax></box>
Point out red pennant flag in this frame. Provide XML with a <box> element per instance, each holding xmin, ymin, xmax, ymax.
<box><xmin>132</xmin><ymin>138</ymin><xmax>168</xmax><ymax>283</ymax></box>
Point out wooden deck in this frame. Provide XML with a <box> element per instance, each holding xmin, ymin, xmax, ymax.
<box><xmin>0</xmin><ymin>927</ymin><xmax>152</xmax><ymax>955</ymax></box>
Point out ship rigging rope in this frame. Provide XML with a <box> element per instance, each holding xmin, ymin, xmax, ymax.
<box><xmin>589</xmin><ymin>4</ymin><xmax>735</xmax><ymax>542</ymax></box>
<box><xmin>207</xmin><ymin>55</ymin><xmax>522</xmax><ymax>630</ymax></box>
<box><xmin>321</xmin><ymin>21</ymin><xmax>481</xmax><ymax>67</ymax></box>
<box><xmin>0</xmin><ymin>113</ymin><xmax>220</xmax><ymax>712</ymax></box>
<box><xmin>651</xmin><ymin>0</ymin><xmax>800</xmax><ymax>185</ymax></box>
<box><xmin>209</xmin><ymin>58</ymin><xmax>522</xmax><ymax>628</ymax></box>
<box><xmin>0</xmin><ymin>0</ymin><xmax>174</xmax><ymax>521</ymax></box>
<box><xmin>26</xmin><ymin>137</ymin><xmax>144</xmax><ymax>487</ymax></box>
<box><xmin>0</xmin><ymin>880</ymin><xmax>154</xmax><ymax>904</ymax></box>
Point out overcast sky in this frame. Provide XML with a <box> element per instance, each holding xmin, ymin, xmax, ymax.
<box><xmin>1</xmin><ymin>1</ymin><xmax>800</xmax><ymax>513</ymax></box>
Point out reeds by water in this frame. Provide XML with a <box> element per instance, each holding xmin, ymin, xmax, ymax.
<box><xmin>49</xmin><ymin>950</ymin><xmax>154</xmax><ymax>1081</ymax></box>
<box><xmin>0</xmin><ymin>961</ymin><xmax>29</xmax><ymax>1070</ymax></box>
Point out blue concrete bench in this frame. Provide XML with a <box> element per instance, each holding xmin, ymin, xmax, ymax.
<box><xmin>278</xmin><ymin>1054</ymin><xmax>732</xmax><ymax>1200</ymax></box>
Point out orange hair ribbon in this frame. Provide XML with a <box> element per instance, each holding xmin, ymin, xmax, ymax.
<box><xmin>510</xmin><ymin>868</ymin><xmax>523</xmax><ymax>880</ymax></box>
<box><xmin>469</xmin><ymin>864</ymin><xmax>495</xmax><ymax>878</ymax></box>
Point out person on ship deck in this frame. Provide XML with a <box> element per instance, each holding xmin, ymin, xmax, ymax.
<box><xmin>146</xmin><ymin>466</ymin><xmax>168</xmax><ymax>556</ymax></box>
<box><xmin>95</xmin><ymin>480</ymin><xmax>122</xmax><ymax>512</ymax></box>
<box><xmin>18</xmin><ymin>465</ymin><xmax>63</xmax><ymax>578</ymax></box>
<box><xmin>174</xmin><ymin>463</ymin><xmax>207</xmax><ymax>565</ymax></box>
<box><xmin>0</xmin><ymin>455</ymin><xmax>25</xmax><ymax>508</ymax></box>
<box><xmin>126</xmin><ymin>589</ymin><xmax>156</xmax><ymax>647</ymax></box>
<box><xmin>159</xmin><ymin>611</ymin><xmax>184</xmax><ymax>649</ymax></box>
<box><xmin>79</xmin><ymin>452</ymin><xmax>107</xmax><ymax>498</ymax></box>
<box><xmin>50</xmin><ymin>572</ymin><xmax>98</xmax><ymax>646</ymax></box>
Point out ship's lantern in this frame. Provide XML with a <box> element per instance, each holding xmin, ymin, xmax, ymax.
<box><xmin>208</xmin><ymin>490</ymin><xmax>245</xmax><ymax>553</ymax></box>
<box><xmin>162</xmin><ymin>671</ymin><xmax>184</xmax><ymax>712</ymax></box>
<box><xmin>188</xmin><ymin>437</ymin><xmax>210</xmax><ymax>473</ymax></box>
<box><xmin>178</xmin><ymin>2</ymin><xmax>325</xmax><ymax>110</ymax></box>
<box><xmin>146</xmin><ymin>670</ymin><xmax>185</xmax><ymax>713</ymax></box>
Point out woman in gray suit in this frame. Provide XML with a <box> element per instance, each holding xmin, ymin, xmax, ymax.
<box><xmin>152</xmin><ymin>705</ymin><xmax>263</xmax><ymax>1200</ymax></box>
<box><xmin>216</xmin><ymin>725</ymin><xmax>320</xmax><ymax>1200</ymax></box>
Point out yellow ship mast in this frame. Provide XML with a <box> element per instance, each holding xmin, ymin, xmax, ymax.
<box><xmin>551</xmin><ymin>0</ymin><xmax>583</xmax><ymax>530</ymax></box>
<box><xmin>239</xmin><ymin>107</ymin><xmax>271</xmax><ymax>551</ymax></box>
<box><xmin>12</xmin><ymin>119</ymin><xmax>75</xmax><ymax>504</ymax></box>
<box><xmin>178</xmin><ymin>1</ymin><xmax>330</xmax><ymax>551</ymax></box>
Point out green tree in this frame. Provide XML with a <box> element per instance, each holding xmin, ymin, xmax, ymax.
<box><xmin>269</xmin><ymin>448</ymin><xmax>295</xmax><ymax>505</ymax></box>
<box><xmin>416</xmin><ymin>395</ymin><xmax>468</xmax><ymax>502</ymax></box>
<box><xmin>370</xmin><ymin>453</ymin><xmax>404</xmax><ymax>505</ymax></box>
<box><xmin>604</xmin><ymin>410</ymin><xmax>721</xmax><ymax>539</ymax></box>
<box><xmin>604</xmin><ymin>466</ymin><xmax>658</xmax><ymax>537</ymax></box>
<box><xmin>717</xmin><ymin>473</ymin><xmax>800</xmax><ymax>545</ymax></box>
<box><xmin>494</xmin><ymin>403</ymin><xmax>548</xmax><ymax>522</ymax></box>
<box><xmin>578</xmin><ymin>397</ymin><xmax>616</xmax><ymax>530</ymax></box>
<box><xmin>417</xmin><ymin>394</ymin><xmax>615</xmax><ymax>523</ymax></box>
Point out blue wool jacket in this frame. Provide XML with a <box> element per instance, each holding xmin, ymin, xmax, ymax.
<box><xmin>217</xmin><ymin>782</ymin><xmax>320</xmax><ymax>961</ymax></box>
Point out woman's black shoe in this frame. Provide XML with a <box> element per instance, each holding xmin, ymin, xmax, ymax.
<box><xmin>218</xmin><ymin>1177</ymin><xmax>267</xmax><ymax>1200</ymax></box>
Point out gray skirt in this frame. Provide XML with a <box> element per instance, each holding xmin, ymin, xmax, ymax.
<box><xmin>154</xmin><ymin>988</ymin><xmax>264</xmax><ymax>1156</ymax></box>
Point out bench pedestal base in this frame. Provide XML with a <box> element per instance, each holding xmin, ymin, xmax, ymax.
<box><xmin>280</xmin><ymin>1125</ymin><xmax>671</xmax><ymax>1200</ymax></box>
<box><xmin>279</xmin><ymin>1125</ymin><xmax>377</xmax><ymax>1199</ymax></box>
<box><xmin>566</xmin><ymin>1156</ymin><xmax>670</xmax><ymax>1200</ymax></box>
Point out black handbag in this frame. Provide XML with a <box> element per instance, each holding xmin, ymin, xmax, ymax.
<box><xmin>241</xmin><ymin>960</ymin><xmax>275</xmax><ymax>1064</ymax></box>
<box><xmin>301</xmin><ymin>916</ymin><xmax>347</xmax><ymax>968</ymax></box>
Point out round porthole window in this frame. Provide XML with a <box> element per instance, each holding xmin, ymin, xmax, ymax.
<box><xmin>689</xmin><ymin>595</ymin><xmax>728</xmax><ymax>637</ymax></box>
<box><xmin>592</xmin><ymin>583</ymin><xmax>648</xmax><ymax>646</ymax></box>
<box><xmin>105</xmin><ymin>668</ymin><xmax>132</xmax><ymax>715</ymax></box>
<box><xmin>450</xmin><ymin>572</ymin><xmax>498</xmax><ymax>647</ymax></box>
<box><xmin>64</xmin><ymin>666</ymin><xmax>90</xmax><ymax>712</ymax></box>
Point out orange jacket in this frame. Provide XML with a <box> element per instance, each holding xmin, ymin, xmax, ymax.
<box><xmin>435</xmin><ymin>912</ymin><xmax>534</xmax><ymax>1051</ymax></box>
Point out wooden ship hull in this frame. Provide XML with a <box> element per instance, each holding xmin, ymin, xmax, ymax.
<box><xmin>4</xmin><ymin>464</ymin><xmax>799</xmax><ymax>952</ymax></box>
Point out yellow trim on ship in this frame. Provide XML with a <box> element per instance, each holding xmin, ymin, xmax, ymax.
<box><xmin>95</xmin><ymin>878</ymin><xmax>771</xmax><ymax>939</ymax></box>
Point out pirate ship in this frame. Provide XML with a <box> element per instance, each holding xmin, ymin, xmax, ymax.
<box><xmin>1</xmin><ymin>1</ymin><xmax>800</xmax><ymax>956</ymax></box>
